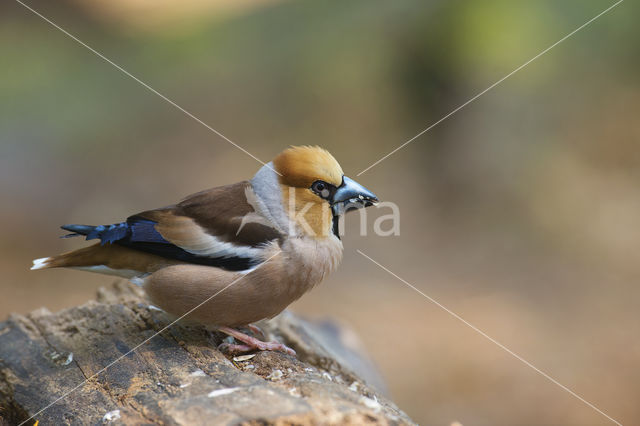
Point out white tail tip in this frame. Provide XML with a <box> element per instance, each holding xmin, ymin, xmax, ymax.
<box><xmin>31</xmin><ymin>257</ymin><xmax>51</xmax><ymax>270</ymax></box>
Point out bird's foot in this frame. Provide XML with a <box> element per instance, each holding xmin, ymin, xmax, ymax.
<box><xmin>217</xmin><ymin>326</ymin><xmax>296</xmax><ymax>356</ymax></box>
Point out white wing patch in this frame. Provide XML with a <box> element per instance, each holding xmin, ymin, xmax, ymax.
<box><xmin>179</xmin><ymin>231</ymin><xmax>264</xmax><ymax>259</ymax></box>
<box><xmin>156</xmin><ymin>214</ymin><xmax>265</xmax><ymax>260</ymax></box>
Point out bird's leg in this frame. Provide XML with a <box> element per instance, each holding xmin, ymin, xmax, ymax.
<box><xmin>217</xmin><ymin>326</ymin><xmax>296</xmax><ymax>356</ymax></box>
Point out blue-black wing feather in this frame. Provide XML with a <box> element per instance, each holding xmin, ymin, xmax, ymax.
<box><xmin>60</xmin><ymin>216</ymin><xmax>257</xmax><ymax>271</ymax></box>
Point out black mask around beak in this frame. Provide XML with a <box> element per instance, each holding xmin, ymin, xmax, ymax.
<box><xmin>330</xmin><ymin>176</ymin><xmax>378</xmax><ymax>217</ymax></box>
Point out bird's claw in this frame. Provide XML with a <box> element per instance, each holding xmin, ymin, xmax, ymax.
<box><xmin>217</xmin><ymin>326</ymin><xmax>296</xmax><ymax>356</ymax></box>
<box><xmin>253</xmin><ymin>340</ymin><xmax>296</xmax><ymax>356</ymax></box>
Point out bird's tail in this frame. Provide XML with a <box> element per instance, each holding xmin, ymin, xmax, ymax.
<box><xmin>31</xmin><ymin>222</ymin><xmax>131</xmax><ymax>271</ymax></box>
<box><xmin>30</xmin><ymin>244</ymin><xmax>107</xmax><ymax>271</ymax></box>
<box><xmin>30</xmin><ymin>224</ymin><xmax>111</xmax><ymax>271</ymax></box>
<box><xmin>30</xmin><ymin>222</ymin><xmax>172</xmax><ymax>278</ymax></box>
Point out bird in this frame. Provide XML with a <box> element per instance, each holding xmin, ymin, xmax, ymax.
<box><xmin>31</xmin><ymin>146</ymin><xmax>378</xmax><ymax>356</ymax></box>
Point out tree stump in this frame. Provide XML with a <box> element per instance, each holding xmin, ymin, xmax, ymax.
<box><xmin>0</xmin><ymin>281</ymin><xmax>414</xmax><ymax>425</ymax></box>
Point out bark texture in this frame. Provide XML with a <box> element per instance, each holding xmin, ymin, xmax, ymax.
<box><xmin>0</xmin><ymin>281</ymin><xmax>414</xmax><ymax>425</ymax></box>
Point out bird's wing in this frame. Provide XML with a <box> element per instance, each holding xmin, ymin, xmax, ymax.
<box><xmin>64</xmin><ymin>181</ymin><xmax>283</xmax><ymax>271</ymax></box>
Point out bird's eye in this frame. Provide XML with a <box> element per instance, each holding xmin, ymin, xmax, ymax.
<box><xmin>311</xmin><ymin>180</ymin><xmax>331</xmax><ymax>199</ymax></box>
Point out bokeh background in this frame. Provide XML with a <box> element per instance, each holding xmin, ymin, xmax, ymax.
<box><xmin>1</xmin><ymin>0</ymin><xmax>638</xmax><ymax>424</ymax></box>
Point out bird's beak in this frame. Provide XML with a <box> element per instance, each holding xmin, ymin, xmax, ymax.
<box><xmin>331</xmin><ymin>176</ymin><xmax>379</xmax><ymax>216</ymax></box>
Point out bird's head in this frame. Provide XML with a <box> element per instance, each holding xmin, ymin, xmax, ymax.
<box><xmin>272</xmin><ymin>146</ymin><xmax>378</xmax><ymax>238</ymax></box>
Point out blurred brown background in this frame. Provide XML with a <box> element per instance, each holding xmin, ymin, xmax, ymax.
<box><xmin>1</xmin><ymin>0</ymin><xmax>638</xmax><ymax>424</ymax></box>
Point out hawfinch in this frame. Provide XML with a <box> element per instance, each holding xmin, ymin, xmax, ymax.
<box><xmin>31</xmin><ymin>146</ymin><xmax>378</xmax><ymax>355</ymax></box>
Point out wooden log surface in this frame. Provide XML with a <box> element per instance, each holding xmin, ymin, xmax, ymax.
<box><xmin>0</xmin><ymin>281</ymin><xmax>415</xmax><ymax>425</ymax></box>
